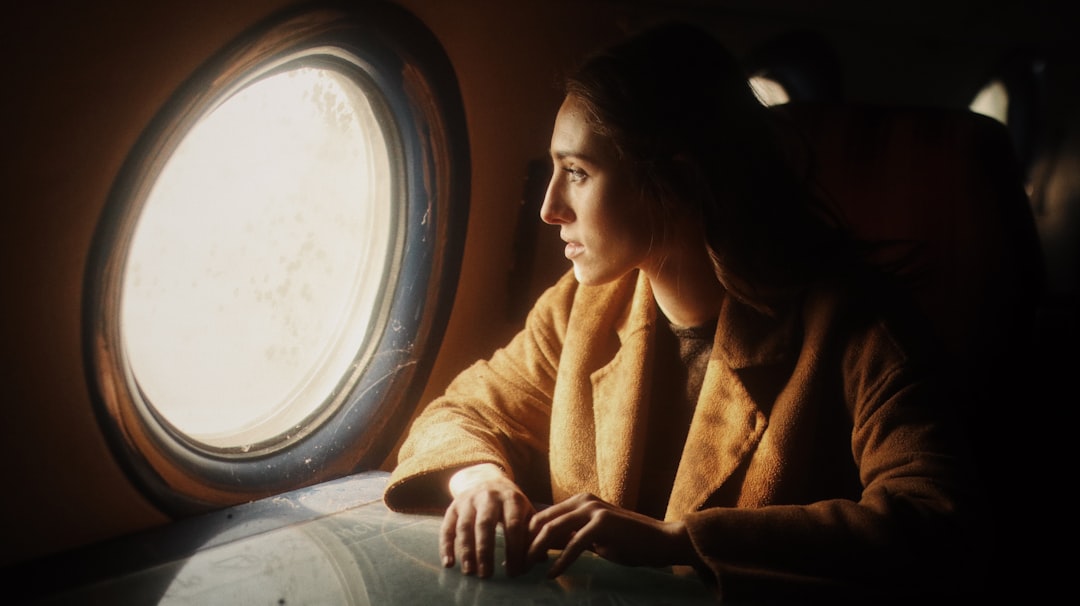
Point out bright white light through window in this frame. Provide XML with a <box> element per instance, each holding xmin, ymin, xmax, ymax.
<box><xmin>970</xmin><ymin>79</ymin><xmax>1009</xmax><ymax>125</ymax></box>
<box><xmin>749</xmin><ymin>75</ymin><xmax>790</xmax><ymax>107</ymax></box>
<box><xmin>121</xmin><ymin>65</ymin><xmax>395</xmax><ymax>450</ymax></box>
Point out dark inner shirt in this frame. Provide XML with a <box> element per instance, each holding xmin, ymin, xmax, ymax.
<box><xmin>636</xmin><ymin>312</ymin><xmax>716</xmax><ymax>519</ymax></box>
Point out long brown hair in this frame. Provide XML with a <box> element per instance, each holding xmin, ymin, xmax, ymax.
<box><xmin>564</xmin><ymin>23</ymin><xmax>860</xmax><ymax>313</ymax></box>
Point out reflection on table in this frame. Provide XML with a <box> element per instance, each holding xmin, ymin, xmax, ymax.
<box><xmin>30</xmin><ymin>471</ymin><xmax>717</xmax><ymax>605</ymax></box>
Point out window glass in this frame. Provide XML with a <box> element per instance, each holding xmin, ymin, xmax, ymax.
<box><xmin>970</xmin><ymin>79</ymin><xmax>1009</xmax><ymax>125</ymax></box>
<box><xmin>749</xmin><ymin>74</ymin><xmax>791</xmax><ymax>107</ymax></box>
<box><xmin>85</xmin><ymin>4</ymin><xmax>469</xmax><ymax>511</ymax></box>
<box><xmin>120</xmin><ymin>66</ymin><xmax>394</xmax><ymax>450</ymax></box>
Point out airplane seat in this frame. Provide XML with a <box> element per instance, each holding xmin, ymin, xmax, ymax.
<box><xmin>775</xmin><ymin>102</ymin><xmax>1046</xmax><ymax>483</ymax></box>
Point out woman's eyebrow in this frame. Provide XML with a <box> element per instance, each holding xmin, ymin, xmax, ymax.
<box><xmin>550</xmin><ymin>149</ymin><xmax>598</xmax><ymax>163</ymax></box>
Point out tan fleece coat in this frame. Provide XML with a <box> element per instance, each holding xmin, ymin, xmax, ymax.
<box><xmin>385</xmin><ymin>269</ymin><xmax>981</xmax><ymax>600</ymax></box>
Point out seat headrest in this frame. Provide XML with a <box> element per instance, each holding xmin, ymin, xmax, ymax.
<box><xmin>776</xmin><ymin>103</ymin><xmax>1045</xmax><ymax>373</ymax></box>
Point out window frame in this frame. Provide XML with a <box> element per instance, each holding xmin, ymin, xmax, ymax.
<box><xmin>83</xmin><ymin>2</ymin><xmax>469</xmax><ymax>514</ymax></box>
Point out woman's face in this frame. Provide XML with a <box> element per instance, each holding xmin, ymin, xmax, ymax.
<box><xmin>540</xmin><ymin>95</ymin><xmax>655</xmax><ymax>286</ymax></box>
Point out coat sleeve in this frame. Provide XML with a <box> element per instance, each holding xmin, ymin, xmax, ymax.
<box><xmin>682</xmin><ymin>300</ymin><xmax>986</xmax><ymax>601</ymax></box>
<box><xmin>382</xmin><ymin>272</ymin><xmax>578</xmax><ymax>513</ymax></box>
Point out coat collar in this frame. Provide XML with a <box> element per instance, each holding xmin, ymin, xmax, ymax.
<box><xmin>713</xmin><ymin>289</ymin><xmax>800</xmax><ymax>369</ymax></box>
<box><xmin>612</xmin><ymin>270</ymin><xmax>800</xmax><ymax>370</ymax></box>
<box><xmin>559</xmin><ymin>270</ymin><xmax>800</xmax><ymax>513</ymax></box>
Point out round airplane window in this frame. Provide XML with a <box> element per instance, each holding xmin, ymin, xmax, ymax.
<box><xmin>121</xmin><ymin>61</ymin><xmax>397</xmax><ymax>453</ymax></box>
<box><xmin>85</xmin><ymin>4</ymin><xmax>468</xmax><ymax>512</ymax></box>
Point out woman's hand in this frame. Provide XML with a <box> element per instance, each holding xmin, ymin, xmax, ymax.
<box><xmin>526</xmin><ymin>492</ymin><xmax>700</xmax><ymax>578</ymax></box>
<box><xmin>441</xmin><ymin>463</ymin><xmax>536</xmax><ymax>578</ymax></box>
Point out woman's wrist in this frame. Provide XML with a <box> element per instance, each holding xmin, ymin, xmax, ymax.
<box><xmin>448</xmin><ymin>462</ymin><xmax>508</xmax><ymax>498</ymax></box>
<box><xmin>664</xmin><ymin>520</ymin><xmax>703</xmax><ymax>568</ymax></box>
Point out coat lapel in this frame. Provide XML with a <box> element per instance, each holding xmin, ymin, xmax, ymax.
<box><xmin>588</xmin><ymin>271</ymin><xmax>656</xmax><ymax>507</ymax></box>
<box><xmin>666</xmin><ymin>293</ymin><xmax>798</xmax><ymax>519</ymax></box>
<box><xmin>550</xmin><ymin>270</ymin><xmax>798</xmax><ymax>516</ymax></box>
<box><xmin>590</xmin><ymin>319</ymin><xmax>653</xmax><ymax>507</ymax></box>
<box><xmin>665</xmin><ymin>359</ymin><xmax>768</xmax><ymax>518</ymax></box>
<box><xmin>550</xmin><ymin>271</ymin><xmax>648</xmax><ymax>504</ymax></box>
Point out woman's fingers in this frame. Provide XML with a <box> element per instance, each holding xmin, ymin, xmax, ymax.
<box><xmin>501</xmin><ymin>497</ymin><xmax>529</xmax><ymax>577</ymax></box>
<box><xmin>526</xmin><ymin>493</ymin><xmax>691</xmax><ymax>578</ymax></box>
<box><xmin>526</xmin><ymin>494</ymin><xmax>597</xmax><ymax>563</ymax></box>
<box><xmin>546</xmin><ymin>516</ymin><xmax>602</xmax><ymax>578</ymax></box>
<box><xmin>453</xmin><ymin>505</ymin><xmax>479</xmax><ymax>575</ymax></box>
<box><xmin>447</xmin><ymin>489</ymin><xmax>692</xmax><ymax>580</ymax></box>
<box><xmin>439</xmin><ymin>506</ymin><xmax>459</xmax><ymax>568</ymax></box>
<box><xmin>527</xmin><ymin>492</ymin><xmax>590</xmax><ymax>537</ymax></box>
<box><xmin>472</xmin><ymin>498</ymin><xmax>502</xmax><ymax>577</ymax></box>
<box><xmin>439</xmin><ymin>470</ymin><xmax>537</xmax><ymax>578</ymax></box>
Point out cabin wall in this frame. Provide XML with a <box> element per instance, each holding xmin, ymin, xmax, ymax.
<box><xmin>1</xmin><ymin>0</ymin><xmax>1076</xmax><ymax>569</ymax></box>
<box><xmin>1</xmin><ymin>0</ymin><xmax>298</xmax><ymax>568</ymax></box>
<box><xmin>0</xmin><ymin>0</ymin><xmax>624</xmax><ymax>570</ymax></box>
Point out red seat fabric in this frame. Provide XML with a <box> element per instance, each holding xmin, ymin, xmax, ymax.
<box><xmin>778</xmin><ymin>103</ymin><xmax>1045</xmax><ymax>389</ymax></box>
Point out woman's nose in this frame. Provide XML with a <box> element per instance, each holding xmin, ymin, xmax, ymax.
<box><xmin>540</xmin><ymin>177</ymin><xmax>571</xmax><ymax>225</ymax></box>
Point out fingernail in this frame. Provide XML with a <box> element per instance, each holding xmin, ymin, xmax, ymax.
<box><xmin>461</xmin><ymin>561</ymin><xmax>472</xmax><ymax>575</ymax></box>
<box><xmin>442</xmin><ymin>555</ymin><xmax>452</xmax><ymax>568</ymax></box>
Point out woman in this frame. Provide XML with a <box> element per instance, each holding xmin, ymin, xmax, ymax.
<box><xmin>383</xmin><ymin>22</ymin><xmax>982</xmax><ymax>602</ymax></box>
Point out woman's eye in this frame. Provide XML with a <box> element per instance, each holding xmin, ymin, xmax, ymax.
<box><xmin>564</xmin><ymin>167</ymin><xmax>586</xmax><ymax>183</ymax></box>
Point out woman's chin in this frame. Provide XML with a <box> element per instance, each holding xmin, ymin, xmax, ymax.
<box><xmin>571</xmin><ymin>264</ymin><xmax>599</xmax><ymax>285</ymax></box>
<box><xmin>572</xmin><ymin>264</ymin><xmax>632</xmax><ymax>286</ymax></box>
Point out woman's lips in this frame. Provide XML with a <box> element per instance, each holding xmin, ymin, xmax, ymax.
<box><xmin>564</xmin><ymin>241</ymin><xmax>585</xmax><ymax>259</ymax></box>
